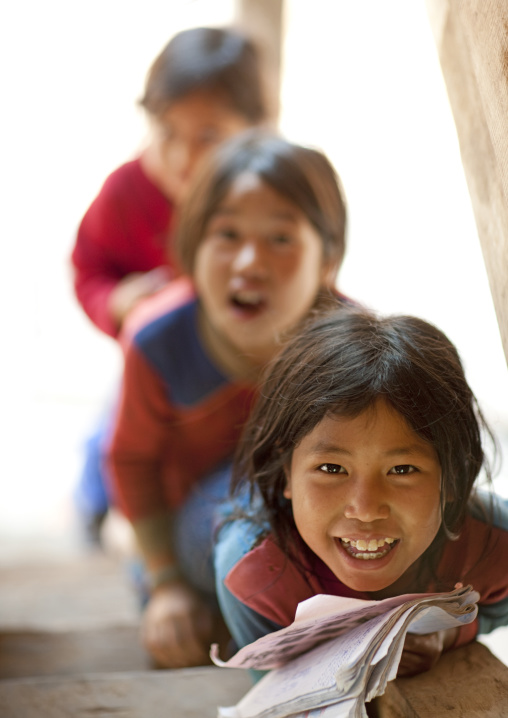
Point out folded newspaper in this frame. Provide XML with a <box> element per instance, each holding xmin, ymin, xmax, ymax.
<box><xmin>211</xmin><ymin>584</ymin><xmax>479</xmax><ymax>718</ymax></box>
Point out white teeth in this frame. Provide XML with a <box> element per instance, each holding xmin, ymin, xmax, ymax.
<box><xmin>342</xmin><ymin>538</ymin><xmax>395</xmax><ymax>550</ymax></box>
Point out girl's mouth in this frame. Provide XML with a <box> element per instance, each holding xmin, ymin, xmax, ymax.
<box><xmin>230</xmin><ymin>290</ymin><xmax>266</xmax><ymax>317</ymax></box>
<box><xmin>338</xmin><ymin>537</ymin><xmax>398</xmax><ymax>560</ymax></box>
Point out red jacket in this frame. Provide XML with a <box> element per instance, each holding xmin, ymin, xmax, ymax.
<box><xmin>71</xmin><ymin>158</ymin><xmax>176</xmax><ymax>337</ymax></box>
<box><xmin>109</xmin><ymin>282</ymin><xmax>257</xmax><ymax>520</ymax></box>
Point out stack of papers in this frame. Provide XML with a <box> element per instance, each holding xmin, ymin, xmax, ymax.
<box><xmin>211</xmin><ymin>585</ymin><xmax>478</xmax><ymax>718</ymax></box>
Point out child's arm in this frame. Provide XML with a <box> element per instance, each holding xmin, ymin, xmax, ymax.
<box><xmin>478</xmin><ymin>595</ymin><xmax>508</xmax><ymax>634</ymax></box>
<box><xmin>107</xmin><ymin>343</ymin><xmax>212</xmax><ymax>666</ymax></box>
<box><xmin>398</xmin><ymin>627</ymin><xmax>460</xmax><ymax>677</ymax></box>
<box><xmin>70</xmin><ymin>161</ymin><xmax>172</xmax><ymax>337</ymax></box>
<box><xmin>141</xmin><ymin>577</ymin><xmax>213</xmax><ymax>668</ymax></box>
<box><xmin>72</xmin><ymin>217</ymin><xmax>170</xmax><ymax>337</ymax></box>
<box><xmin>107</xmin><ymin>344</ymin><xmax>173</xmax><ymax>523</ymax></box>
<box><xmin>215</xmin><ymin>520</ymin><xmax>284</xmax><ymax>651</ymax></box>
<box><xmin>108</xmin><ymin>267</ymin><xmax>171</xmax><ymax>330</ymax></box>
<box><xmin>398</xmin><ymin>494</ymin><xmax>508</xmax><ymax>676</ymax></box>
<box><xmin>468</xmin><ymin>492</ymin><xmax>508</xmax><ymax>638</ymax></box>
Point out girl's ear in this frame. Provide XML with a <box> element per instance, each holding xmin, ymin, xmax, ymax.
<box><xmin>283</xmin><ymin>465</ymin><xmax>292</xmax><ymax>500</ymax></box>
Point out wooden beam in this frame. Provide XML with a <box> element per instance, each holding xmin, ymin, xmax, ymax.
<box><xmin>372</xmin><ymin>641</ymin><xmax>508</xmax><ymax>717</ymax></box>
<box><xmin>425</xmin><ymin>0</ymin><xmax>508</xmax><ymax>364</ymax></box>
<box><xmin>0</xmin><ymin>667</ymin><xmax>253</xmax><ymax>718</ymax></box>
<box><xmin>0</xmin><ymin>628</ymin><xmax>150</xmax><ymax>679</ymax></box>
<box><xmin>234</xmin><ymin>0</ymin><xmax>284</xmax><ymax>126</ymax></box>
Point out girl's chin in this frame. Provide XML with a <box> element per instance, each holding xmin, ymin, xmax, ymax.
<box><xmin>327</xmin><ymin>566</ymin><xmax>399</xmax><ymax>597</ymax></box>
<box><xmin>325</xmin><ymin>541</ymin><xmax>406</xmax><ymax>594</ymax></box>
<box><xmin>228</xmin><ymin>334</ymin><xmax>277</xmax><ymax>363</ymax></box>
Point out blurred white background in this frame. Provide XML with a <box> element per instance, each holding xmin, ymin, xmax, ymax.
<box><xmin>1</xmin><ymin>0</ymin><xmax>507</xmax><ymax>658</ymax></box>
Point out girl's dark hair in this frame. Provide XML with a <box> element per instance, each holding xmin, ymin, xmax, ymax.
<box><xmin>174</xmin><ymin>130</ymin><xmax>347</xmax><ymax>279</ymax></box>
<box><xmin>140</xmin><ymin>26</ymin><xmax>266</xmax><ymax>122</ymax></box>
<box><xmin>232</xmin><ymin>306</ymin><xmax>494</xmax><ymax>553</ymax></box>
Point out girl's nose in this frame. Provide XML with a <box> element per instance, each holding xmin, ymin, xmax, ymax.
<box><xmin>167</xmin><ymin>139</ymin><xmax>203</xmax><ymax>180</ymax></box>
<box><xmin>343</xmin><ymin>477</ymin><xmax>390</xmax><ymax>523</ymax></box>
<box><xmin>174</xmin><ymin>142</ymin><xmax>196</xmax><ymax>177</ymax></box>
<box><xmin>232</xmin><ymin>241</ymin><xmax>268</xmax><ymax>276</ymax></box>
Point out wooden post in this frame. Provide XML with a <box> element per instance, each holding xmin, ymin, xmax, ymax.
<box><xmin>372</xmin><ymin>641</ymin><xmax>508</xmax><ymax>717</ymax></box>
<box><xmin>425</xmin><ymin>0</ymin><xmax>508</xmax><ymax>365</ymax></box>
<box><xmin>234</xmin><ymin>0</ymin><xmax>284</xmax><ymax>127</ymax></box>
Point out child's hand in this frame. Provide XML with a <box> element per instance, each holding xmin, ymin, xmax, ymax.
<box><xmin>141</xmin><ymin>580</ymin><xmax>213</xmax><ymax>668</ymax></box>
<box><xmin>109</xmin><ymin>268</ymin><xmax>171</xmax><ymax>327</ymax></box>
<box><xmin>397</xmin><ymin>627</ymin><xmax>460</xmax><ymax>677</ymax></box>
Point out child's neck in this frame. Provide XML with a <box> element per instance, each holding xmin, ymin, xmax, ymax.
<box><xmin>197</xmin><ymin>306</ymin><xmax>265</xmax><ymax>382</ymax></box>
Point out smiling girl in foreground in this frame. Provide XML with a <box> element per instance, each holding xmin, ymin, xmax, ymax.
<box><xmin>215</xmin><ymin>308</ymin><xmax>508</xmax><ymax>677</ymax></box>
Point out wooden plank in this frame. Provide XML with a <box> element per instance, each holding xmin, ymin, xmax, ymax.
<box><xmin>0</xmin><ymin>667</ymin><xmax>253</xmax><ymax>718</ymax></box>
<box><xmin>0</xmin><ymin>627</ymin><xmax>150</xmax><ymax>679</ymax></box>
<box><xmin>425</xmin><ymin>0</ymin><xmax>508</xmax><ymax>364</ymax></box>
<box><xmin>0</xmin><ymin>555</ymin><xmax>148</xmax><ymax>678</ymax></box>
<box><xmin>0</xmin><ymin>554</ymin><xmax>139</xmax><ymax>631</ymax></box>
<box><xmin>235</xmin><ymin>0</ymin><xmax>284</xmax><ymax>125</ymax></box>
<box><xmin>373</xmin><ymin>641</ymin><xmax>508</xmax><ymax>717</ymax></box>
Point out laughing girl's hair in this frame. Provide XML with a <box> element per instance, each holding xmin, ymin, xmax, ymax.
<box><xmin>140</xmin><ymin>26</ymin><xmax>266</xmax><ymax>122</ymax></box>
<box><xmin>231</xmin><ymin>305</ymin><xmax>494</xmax><ymax>553</ymax></box>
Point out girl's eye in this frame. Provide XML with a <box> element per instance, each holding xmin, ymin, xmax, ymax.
<box><xmin>217</xmin><ymin>227</ymin><xmax>239</xmax><ymax>241</ymax></box>
<box><xmin>271</xmin><ymin>233</ymin><xmax>293</xmax><ymax>246</ymax></box>
<box><xmin>197</xmin><ymin>127</ymin><xmax>221</xmax><ymax>145</ymax></box>
<box><xmin>318</xmin><ymin>463</ymin><xmax>346</xmax><ymax>474</ymax></box>
<box><xmin>389</xmin><ymin>465</ymin><xmax>417</xmax><ymax>475</ymax></box>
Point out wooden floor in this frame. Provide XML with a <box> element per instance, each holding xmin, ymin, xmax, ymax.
<box><xmin>0</xmin><ymin>668</ymin><xmax>253</xmax><ymax>718</ymax></box>
<box><xmin>0</xmin><ymin>548</ymin><xmax>253</xmax><ymax>716</ymax></box>
<box><xmin>1</xmin><ymin>538</ymin><xmax>507</xmax><ymax>717</ymax></box>
<box><xmin>374</xmin><ymin>642</ymin><xmax>508</xmax><ymax>718</ymax></box>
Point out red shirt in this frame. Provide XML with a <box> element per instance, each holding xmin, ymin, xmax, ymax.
<box><xmin>225</xmin><ymin>514</ymin><xmax>508</xmax><ymax>648</ymax></box>
<box><xmin>109</xmin><ymin>281</ymin><xmax>257</xmax><ymax>519</ymax></box>
<box><xmin>71</xmin><ymin>158</ymin><xmax>176</xmax><ymax>337</ymax></box>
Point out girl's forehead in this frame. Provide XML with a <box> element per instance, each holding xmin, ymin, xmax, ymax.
<box><xmin>160</xmin><ymin>88</ymin><xmax>243</xmax><ymax>123</ymax></box>
<box><xmin>217</xmin><ymin>171</ymin><xmax>299</xmax><ymax>216</ymax></box>
<box><xmin>297</xmin><ymin>400</ymin><xmax>439</xmax><ymax>459</ymax></box>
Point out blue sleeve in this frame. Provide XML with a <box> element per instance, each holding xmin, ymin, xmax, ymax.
<box><xmin>472</xmin><ymin>491</ymin><xmax>508</xmax><ymax>634</ymax></box>
<box><xmin>214</xmin><ymin>518</ymin><xmax>283</xmax><ymax>682</ymax></box>
<box><xmin>478</xmin><ymin>595</ymin><xmax>508</xmax><ymax>634</ymax></box>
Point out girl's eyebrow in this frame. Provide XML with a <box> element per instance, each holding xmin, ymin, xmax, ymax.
<box><xmin>383</xmin><ymin>444</ymin><xmax>437</xmax><ymax>459</ymax></box>
<box><xmin>307</xmin><ymin>441</ymin><xmax>351</xmax><ymax>455</ymax></box>
<box><xmin>307</xmin><ymin>441</ymin><xmax>435</xmax><ymax>458</ymax></box>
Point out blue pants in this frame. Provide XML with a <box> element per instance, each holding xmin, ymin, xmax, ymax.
<box><xmin>73</xmin><ymin>413</ymin><xmax>112</xmax><ymax>521</ymax></box>
<box><xmin>127</xmin><ymin>463</ymin><xmax>235</xmax><ymax>609</ymax></box>
<box><xmin>214</xmin><ymin>515</ymin><xmax>280</xmax><ymax>682</ymax></box>
<box><xmin>74</xmin><ymin>412</ymin><xmax>235</xmax><ymax>604</ymax></box>
<box><xmin>173</xmin><ymin>462</ymin><xmax>234</xmax><ymax>596</ymax></box>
